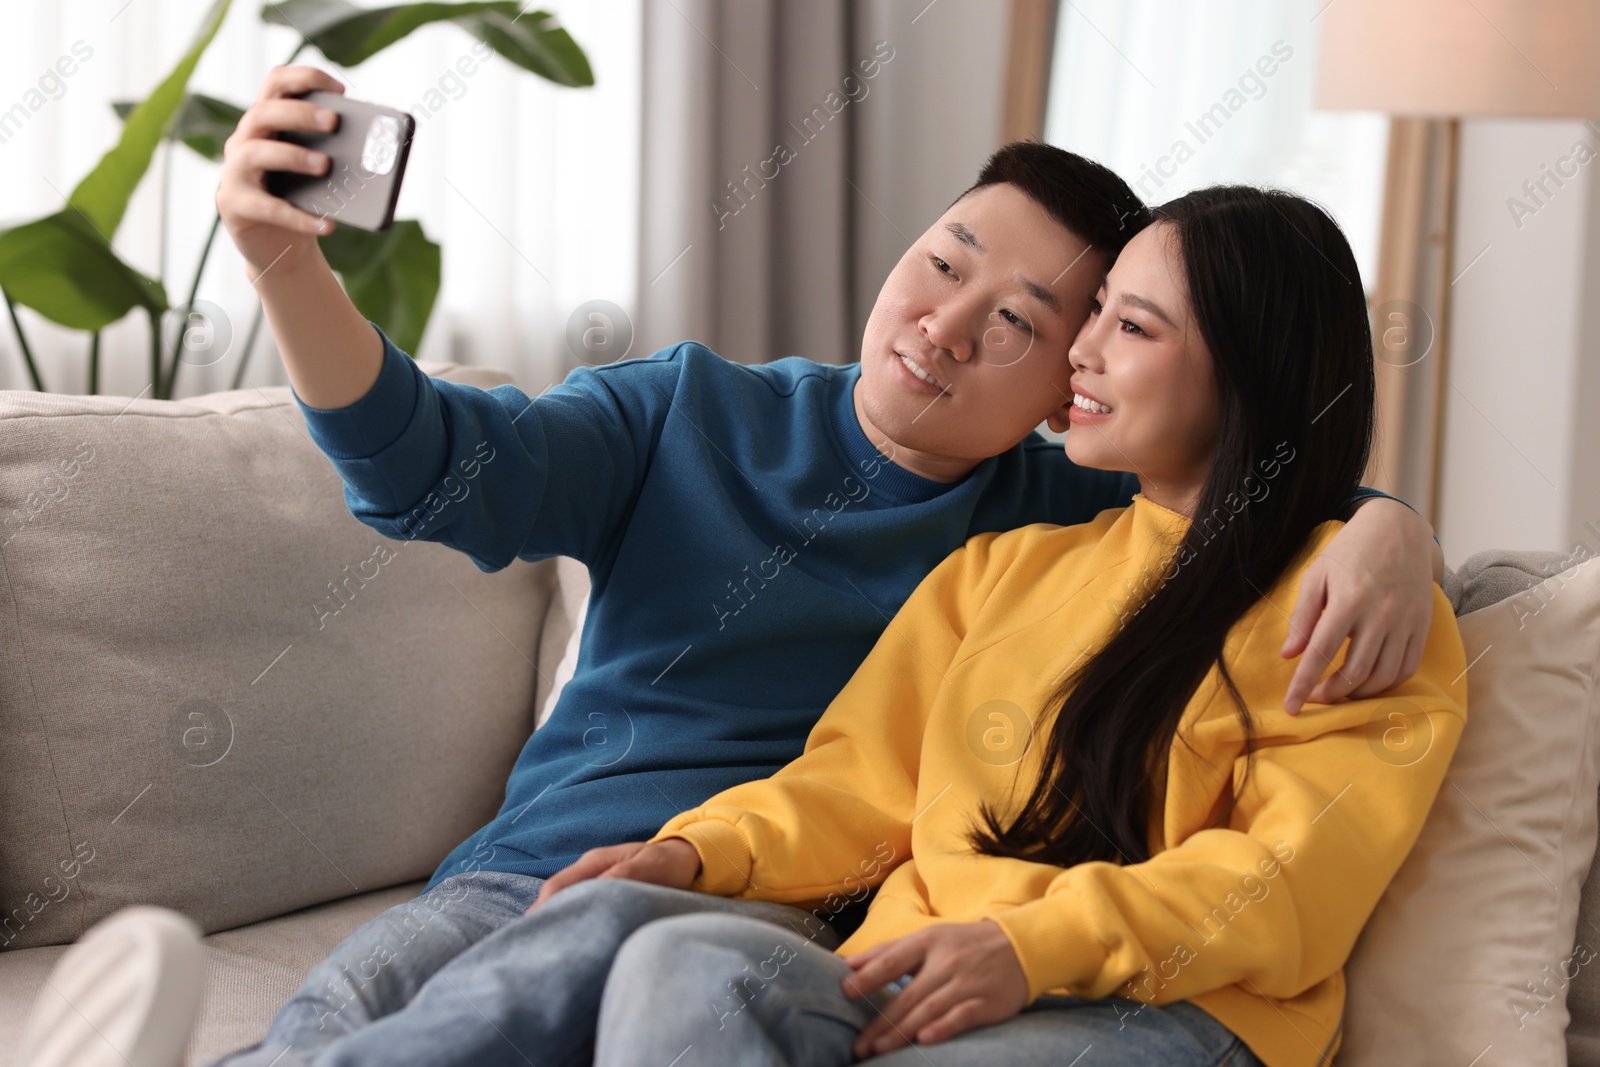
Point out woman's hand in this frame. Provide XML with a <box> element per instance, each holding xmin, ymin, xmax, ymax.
<box><xmin>842</xmin><ymin>919</ymin><xmax>1029</xmax><ymax>1059</ymax></box>
<box><xmin>1281</xmin><ymin>497</ymin><xmax>1441</xmax><ymax>714</ymax></box>
<box><xmin>216</xmin><ymin>64</ymin><xmax>345</xmax><ymax>279</ymax></box>
<box><xmin>525</xmin><ymin>838</ymin><xmax>702</xmax><ymax>914</ymax></box>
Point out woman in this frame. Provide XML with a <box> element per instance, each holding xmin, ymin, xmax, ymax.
<box><xmin>534</xmin><ymin>185</ymin><xmax>1468</xmax><ymax>1066</ymax></box>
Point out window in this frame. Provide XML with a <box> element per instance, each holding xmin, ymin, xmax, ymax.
<box><xmin>1043</xmin><ymin>0</ymin><xmax>1388</xmax><ymax>288</ymax></box>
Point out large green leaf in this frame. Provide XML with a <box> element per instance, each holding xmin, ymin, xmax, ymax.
<box><xmin>0</xmin><ymin>211</ymin><xmax>167</xmax><ymax>331</ymax></box>
<box><xmin>69</xmin><ymin>0</ymin><xmax>232</xmax><ymax>237</ymax></box>
<box><xmin>113</xmin><ymin>93</ymin><xmax>247</xmax><ymax>162</ymax></box>
<box><xmin>263</xmin><ymin>0</ymin><xmax>592</xmax><ymax>85</ymax></box>
<box><xmin>472</xmin><ymin>8</ymin><xmax>592</xmax><ymax>86</ymax></box>
<box><xmin>320</xmin><ymin>220</ymin><xmax>439</xmax><ymax>354</ymax></box>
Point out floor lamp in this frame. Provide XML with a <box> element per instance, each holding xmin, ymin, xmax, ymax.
<box><xmin>1316</xmin><ymin>0</ymin><xmax>1600</xmax><ymax>526</ymax></box>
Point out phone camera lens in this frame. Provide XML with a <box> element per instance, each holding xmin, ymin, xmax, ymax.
<box><xmin>361</xmin><ymin>115</ymin><xmax>402</xmax><ymax>176</ymax></box>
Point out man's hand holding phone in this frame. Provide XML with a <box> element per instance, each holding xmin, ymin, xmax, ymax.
<box><xmin>216</xmin><ymin>65</ymin><xmax>345</xmax><ymax>282</ymax></box>
<box><xmin>214</xmin><ymin>65</ymin><xmax>390</xmax><ymax>410</ymax></box>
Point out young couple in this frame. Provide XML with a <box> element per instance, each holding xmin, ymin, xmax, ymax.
<box><xmin>23</xmin><ymin>65</ymin><xmax>1463</xmax><ymax>1067</ymax></box>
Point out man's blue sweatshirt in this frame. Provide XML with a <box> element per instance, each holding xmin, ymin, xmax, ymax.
<box><xmin>292</xmin><ymin>324</ymin><xmax>1387</xmax><ymax>892</ymax></box>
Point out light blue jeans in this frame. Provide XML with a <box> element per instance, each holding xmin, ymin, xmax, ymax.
<box><xmin>210</xmin><ymin>874</ymin><xmax>836</xmax><ymax>1067</ymax></box>
<box><xmin>596</xmin><ymin>910</ymin><xmax>1269</xmax><ymax>1067</ymax></box>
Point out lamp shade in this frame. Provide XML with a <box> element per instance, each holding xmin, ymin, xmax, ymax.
<box><xmin>1317</xmin><ymin>0</ymin><xmax>1600</xmax><ymax>117</ymax></box>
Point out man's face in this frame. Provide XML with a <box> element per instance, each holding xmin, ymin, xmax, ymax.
<box><xmin>856</xmin><ymin>182</ymin><xmax>1105</xmax><ymax>467</ymax></box>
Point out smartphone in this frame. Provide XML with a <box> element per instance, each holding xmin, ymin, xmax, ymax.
<box><xmin>266</xmin><ymin>90</ymin><xmax>415</xmax><ymax>232</ymax></box>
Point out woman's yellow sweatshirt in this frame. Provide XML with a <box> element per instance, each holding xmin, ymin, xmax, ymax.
<box><xmin>652</xmin><ymin>494</ymin><xmax>1467</xmax><ymax>1067</ymax></box>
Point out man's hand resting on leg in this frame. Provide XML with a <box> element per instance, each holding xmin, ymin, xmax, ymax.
<box><xmin>527</xmin><ymin>839</ymin><xmax>702</xmax><ymax>913</ymax></box>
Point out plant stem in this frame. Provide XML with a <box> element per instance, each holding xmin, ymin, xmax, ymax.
<box><xmin>232</xmin><ymin>301</ymin><xmax>265</xmax><ymax>390</ymax></box>
<box><xmin>163</xmin><ymin>212</ymin><xmax>222</xmax><ymax>399</ymax></box>
<box><xmin>89</xmin><ymin>331</ymin><xmax>101</xmax><ymax>395</ymax></box>
<box><xmin>150</xmin><ymin>309</ymin><xmax>163</xmax><ymax>398</ymax></box>
<box><xmin>1</xmin><ymin>286</ymin><xmax>45</xmax><ymax>392</ymax></box>
<box><xmin>159</xmin><ymin>137</ymin><xmax>173</xmax><ymax>286</ymax></box>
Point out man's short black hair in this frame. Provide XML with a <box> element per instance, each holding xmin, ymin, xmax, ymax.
<box><xmin>956</xmin><ymin>140</ymin><xmax>1151</xmax><ymax>261</ymax></box>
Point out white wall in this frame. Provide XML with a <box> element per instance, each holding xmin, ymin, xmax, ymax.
<box><xmin>1442</xmin><ymin>118</ymin><xmax>1600</xmax><ymax>559</ymax></box>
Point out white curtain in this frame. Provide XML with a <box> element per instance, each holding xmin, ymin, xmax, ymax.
<box><xmin>0</xmin><ymin>0</ymin><xmax>641</xmax><ymax>398</ymax></box>
<box><xmin>1043</xmin><ymin>0</ymin><xmax>1389</xmax><ymax>288</ymax></box>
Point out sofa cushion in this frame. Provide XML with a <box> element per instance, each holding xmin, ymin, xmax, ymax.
<box><xmin>0</xmin><ymin>365</ymin><xmax>554</xmax><ymax>950</ymax></box>
<box><xmin>1339</xmin><ymin>554</ymin><xmax>1600</xmax><ymax>1065</ymax></box>
<box><xmin>1441</xmin><ymin>547</ymin><xmax>1581</xmax><ymax>616</ymax></box>
<box><xmin>1568</xmin><ymin>793</ymin><xmax>1600</xmax><ymax>1065</ymax></box>
<box><xmin>533</xmin><ymin>556</ymin><xmax>590</xmax><ymax>728</ymax></box>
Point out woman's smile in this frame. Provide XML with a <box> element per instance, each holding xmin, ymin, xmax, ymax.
<box><xmin>1067</xmin><ymin>386</ymin><xmax>1113</xmax><ymax>424</ymax></box>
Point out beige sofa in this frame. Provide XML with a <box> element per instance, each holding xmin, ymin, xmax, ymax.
<box><xmin>1</xmin><ymin>361</ymin><xmax>1598</xmax><ymax>1065</ymax></box>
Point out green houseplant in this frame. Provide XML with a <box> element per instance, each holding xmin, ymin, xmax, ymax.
<box><xmin>0</xmin><ymin>0</ymin><xmax>591</xmax><ymax>398</ymax></box>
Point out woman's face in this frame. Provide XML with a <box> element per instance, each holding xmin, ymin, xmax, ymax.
<box><xmin>1064</xmin><ymin>222</ymin><xmax>1221</xmax><ymax>516</ymax></box>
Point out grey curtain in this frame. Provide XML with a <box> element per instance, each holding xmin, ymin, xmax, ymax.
<box><xmin>635</xmin><ymin>0</ymin><xmax>1012</xmax><ymax>366</ymax></box>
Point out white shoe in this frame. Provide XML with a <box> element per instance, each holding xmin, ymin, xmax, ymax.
<box><xmin>18</xmin><ymin>905</ymin><xmax>206</xmax><ymax>1067</ymax></box>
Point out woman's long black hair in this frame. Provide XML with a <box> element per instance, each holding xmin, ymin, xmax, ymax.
<box><xmin>971</xmin><ymin>185</ymin><xmax>1376</xmax><ymax>868</ymax></box>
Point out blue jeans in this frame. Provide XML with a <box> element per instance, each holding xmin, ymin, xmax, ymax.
<box><xmin>211</xmin><ymin>874</ymin><xmax>836</xmax><ymax>1067</ymax></box>
<box><xmin>596</xmin><ymin>911</ymin><xmax>1268</xmax><ymax>1067</ymax></box>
